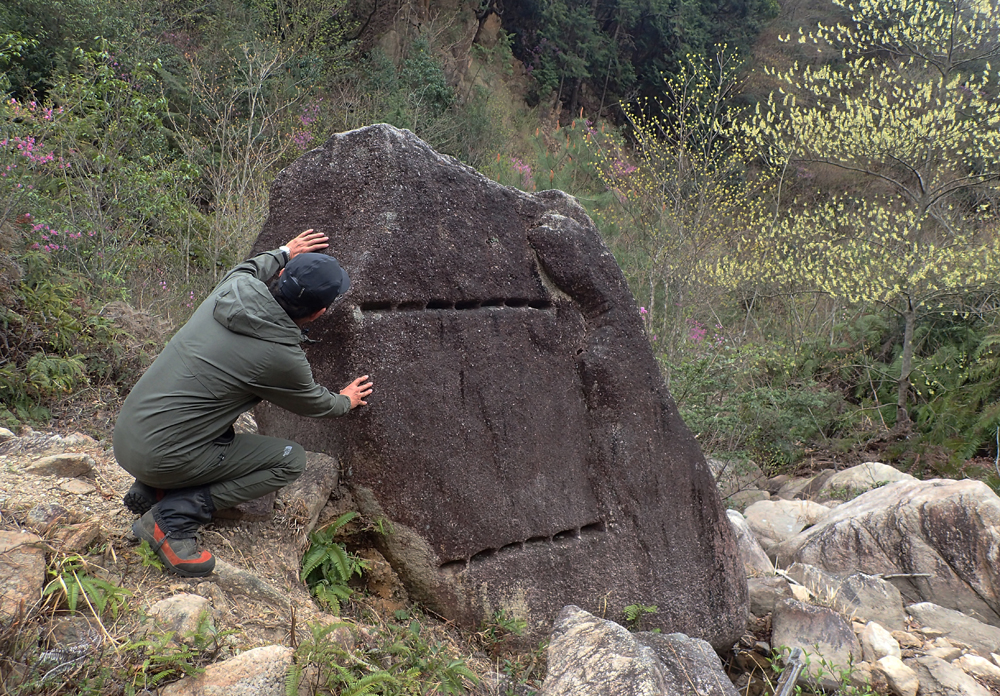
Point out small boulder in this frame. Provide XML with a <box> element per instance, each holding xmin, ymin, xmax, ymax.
<box><xmin>833</xmin><ymin>573</ymin><xmax>906</xmax><ymax>630</ymax></box>
<box><xmin>58</xmin><ymin>479</ymin><xmax>96</xmax><ymax>496</ymax></box>
<box><xmin>160</xmin><ymin>645</ymin><xmax>294</xmax><ymax>696</ymax></box>
<box><xmin>727</xmin><ymin>510</ymin><xmax>774</xmax><ymax>577</ymax></box>
<box><xmin>25</xmin><ymin>503</ymin><xmax>70</xmax><ymax>531</ymax></box>
<box><xmin>0</xmin><ymin>531</ymin><xmax>46</xmax><ymax>621</ymax></box>
<box><xmin>907</xmin><ymin>602</ymin><xmax>1000</xmax><ymax>656</ymax></box>
<box><xmin>53</xmin><ymin>521</ymin><xmax>103</xmax><ymax>554</ymax></box>
<box><xmin>860</xmin><ymin>621</ymin><xmax>901</xmax><ymax>662</ymax></box>
<box><xmin>873</xmin><ymin>655</ymin><xmax>918</xmax><ymax>696</ymax></box>
<box><xmin>540</xmin><ymin>605</ymin><xmax>737</xmax><ymax>696</ymax></box>
<box><xmin>748</xmin><ymin>576</ymin><xmax>792</xmax><ymax>617</ymax></box>
<box><xmin>743</xmin><ymin>500</ymin><xmax>831</xmax><ymax>552</ymax></box>
<box><xmin>954</xmin><ymin>654</ymin><xmax>1000</xmax><ymax>688</ymax></box>
<box><xmin>905</xmin><ymin>655</ymin><xmax>991</xmax><ymax>696</ymax></box>
<box><xmin>147</xmin><ymin>594</ymin><xmax>215</xmax><ymax>645</ymax></box>
<box><xmin>820</xmin><ymin>462</ymin><xmax>915</xmax><ymax>498</ymax></box>
<box><xmin>785</xmin><ymin>562</ymin><xmax>841</xmax><ymax>603</ymax></box>
<box><xmin>26</xmin><ymin>453</ymin><xmax>94</xmax><ymax>478</ymax></box>
<box><xmin>771</xmin><ymin>599</ymin><xmax>862</xmax><ymax>690</ymax></box>
<box><xmin>275</xmin><ymin>451</ymin><xmax>340</xmax><ymax>537</ymax></box>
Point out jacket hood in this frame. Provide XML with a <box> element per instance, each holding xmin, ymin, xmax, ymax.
<box><xmin>212</xmin><ymin>275</ymin><xmax>303</xmax><ymax>345</ymax></box>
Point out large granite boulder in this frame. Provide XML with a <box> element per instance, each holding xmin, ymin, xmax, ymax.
<box><xmin>772</xmin><ymin>478</ymin><xmax>1000</xmax><ymax>626</ymax></box>
<box><xmin>251</xmin><ymin>124</ymin><xmax>746</xmax><ymax>649</ymax></box>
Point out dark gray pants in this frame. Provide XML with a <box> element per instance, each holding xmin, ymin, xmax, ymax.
<box><xmin>124</xmin><ymin>434</ymin><xmax>307</xmax><ymax>511</ymax></box>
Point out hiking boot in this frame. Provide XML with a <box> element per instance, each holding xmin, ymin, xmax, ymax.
<box><xmin>132</xmin><ymin>510</ymin><xmax>215</xmax><ymax>577</ymax></box>
<box><xmin>123</xmin><ymin>480</ymin><xmax>164</xmax><ymax>515</ymax></box>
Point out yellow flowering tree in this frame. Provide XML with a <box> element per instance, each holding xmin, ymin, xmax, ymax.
<box><xmin>718</xmin><ymin>0</ymin><xmax>1000</xmax><ymax>425</ymax></box>
<box><xmin>591</xmin><ymin>47</ymin><xmax>768</xmax><ymax>350</ymax></box>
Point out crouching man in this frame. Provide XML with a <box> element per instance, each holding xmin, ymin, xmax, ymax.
<box><xmin>113</xmin><ymin>229</ymin><xmax>372</xmax><ymax>577</ymax></box>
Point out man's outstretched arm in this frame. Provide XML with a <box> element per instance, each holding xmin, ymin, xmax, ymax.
<box><xmin>219</xmin><ymin>229</ymin><xmax>332</xmax><ymax>285</ymax></box>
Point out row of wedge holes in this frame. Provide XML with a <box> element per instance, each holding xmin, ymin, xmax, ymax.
<box><xmin>360</xmin><ymin>298</ymin><xmax>553</xmax><ymax>312</ymax></box>
<box><xmin>438</xmin><ymin>521</ymin><xmax>606</xmax><ymax>573</ymax></box>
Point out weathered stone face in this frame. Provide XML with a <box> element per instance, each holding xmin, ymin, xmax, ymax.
<box><xmin>252</xmin><ymin>124</ymin><xmax>746</xmax><ymax>649</ymax></box>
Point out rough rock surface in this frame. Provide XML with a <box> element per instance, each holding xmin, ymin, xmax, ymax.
<box><xmin>742</xmin><ymin>499</ymin><xmax>830</xmax><ymax>552</ymax></box>
<box><xmin>0</xmin><ymin>530</ymin><xmax>46</xmax><ymax>621</ymax></box>
<box><xmin>772</xmin><ymin>478</ymin><xmax>1000</xmax><ymax>625</ymax></box>
<box><xmin>905</xmin><ymin>655</ymin><xmax>992</xmax><ymax>696</ymax></box>
<box><xmin>540</xmin><ymin>606</ymin><xmax>737</xmax><ymax>696</ymax></box>
<box><xmin>860</xmin><ymin>621</ymin><xmax>901</xmax><ymax>662</ymax></box>
<box><xmin>820</xmin><ymin>462</ymin><xmax>916</xmax><ymax>496</ymax></box>
<box><xmin>907</xmin><ymin>602</ymin><xmax>1000</xmax><ymax>655</ymax></box>
<box><xmin>833</xmin><ymin>573</ymin><xmax>906</xmax><ymax>630</ymax></box>
<box><xmin>874</xmin><ymin>656</ymin><xmax>918</xmax><ymax>696</ymax></box>
<box><xmin>727</xmin><ymin>510</ymin><xmax>774</xmax><ymax>577</ymax></box>
<box><xmin>251</xmin><ymin>124</ymin><xmax>746</xmax><ymax>648</ymax></box>
<box><xmin>26</xmin><ymin>453</ymin><xmax>94</xmax><ymax>477</ymax></box>
<box><xmin>147</xmin><ymin>594</ymin><xmax>215</xmax><ymax>644</ymax></box>
<box><xmin>160</xmin><ymin>645</ymin><xmax>294</xmax><ymax>696</ymax></box>
<box><xmin>770</xmin><ymin>599</ymin><xmax>861</xmax><ymax>688</ymax></box>
<box><xmin>748</xmin><ymin>576</ymin><xmax>792</xmax><ymax>617</ymax></box>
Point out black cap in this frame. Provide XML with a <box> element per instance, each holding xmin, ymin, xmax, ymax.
<box><xmin>278</xmin><ymin>253</ymin><xmax>350</xmax><ymax>308</ymax></box>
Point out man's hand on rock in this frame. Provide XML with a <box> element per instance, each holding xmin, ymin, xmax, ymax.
<box><xmin>341</xmin><ymin>375</ymin><xmax>373</xmax><ymax>409</ymax></box>
<box><xmin>285</xmin><ymin>229</ymin><xmax>329</xmax><ymax>259</ymax></box>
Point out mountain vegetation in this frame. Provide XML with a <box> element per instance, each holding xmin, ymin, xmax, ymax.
<box><xmin>1</xmin><ymin>0</ymin><xmax>999</xmax><ymax>483</ymax></box>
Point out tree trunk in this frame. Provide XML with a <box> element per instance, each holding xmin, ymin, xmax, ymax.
<box><xmin>896</xmin><ymin>300</ymin><xmax>916</xmax><ymax>425</ymax></box>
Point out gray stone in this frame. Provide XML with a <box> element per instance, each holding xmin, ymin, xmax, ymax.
<box><xmin>540</xmin><ymin>605</ymin><xmax>737</xmax><ymax>696</ymax></box>
<box><xmin>954</xmin><ymin>654</ymin><xmax>1000</xmax><ymax>687</ymax></box>
<box><xmin>58</xmin><ymin>479</ymin><xmax>95</xmax><ymax>495</ymax></box>
<box><xmin>728</xmin><ymin>489</ymin><xmax>770</xmax><ymax>510</ymax></box>
<box><xmin>275</xmin><ymin>450</ymin><xmax>340</xmax><ymax>537</ymax></box>
<box><xmin>748</xmin><ymin>576</ymin><xmax>792</xmax><ymax>617</ymax></box>
<box><xmin>26</xmin><ymin>453</ymin><xmax>94</xmax><ymax>477</ymax></box>
<box><xmin>874</xmin><ymin>656</ymin><xmax>918</xmax><ymax>696</ymax></box>
<box><xmin>907</xmin><ymin>602</ymin><xmax>1000</xmax><ymax>656</ymax></box>
<box><xmin>775</xmin><ymin>476</ymin><xmax>813</xmax><ymax>500</ymax></box>
<box><xmin>743</xmin><ymin>500</ymin><xmax>830</xmax><ymax>552</ymax></box>
<box><xmin>212</xmin><ymin>560</ymin><xmax>291</xmax><ymax>613</ymax></box>
<box><xmin>25</xmin><ymin>503</ymin><xmax>70</xmax><ymax>531</ymax></box>
<box><xmin>251</xmin><ymin>124</ymin><xmax>747</xmax><ymax>650</ymax></box>
<box><xmin>785</xmin><ymin>562</ymin><xmax>842</xmax><ymax>604</ymax></box>
<box><xmin>820</xmin><ymin>462</ymin><xmax>915</xmax><ymax>498</ymax></box>
<box><xmin>771</xmin><ymin>599</ymin><xmax>862</xmax><ymax>689</ymax></box>
<box><xmin>708</xmin><ymin>458</ymin><xmax>765</xmax><ymax>498</ymax></box>
<box><xmin>860</xmin><ymin>621</ymin><xmax>900</xmax><ymax>662</ymax></box>
<box><xmin>727</xmin><ymin>510</ymin><xmax>774</xmax><ymax>577</ymax></box>
<box><xmin>772</xmin><ymin>479</ymin><xmax>1000</xmax><ymax>625</ymax></box>
<box><xmin>147</xmin><ymin>594</ymin><xmax>215</xmax><ymax>645</ymax></box>
<box><xmin>0</xmin><ymin>531</ymin><xmax>46</xmax><ymax>621</ymax></box>
<box><xmin>905</xmin><ymin>655</ymin><xmax>991</xmax><ymax>696</ymax></box>
<box><xmin>160</xmin><ymin>645</ymin><xmax>294</xmax><ymax>696</ymax></box>
<box><xmin>833</xmin><ymin>573</ymin><xmax>906</xmax><ymax>630</ymax></box>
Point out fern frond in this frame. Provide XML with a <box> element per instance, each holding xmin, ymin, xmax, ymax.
<box><xmin>285</xmin><ymin>663</ymin><xmax>303</xmax><ymax>696</ymax></box>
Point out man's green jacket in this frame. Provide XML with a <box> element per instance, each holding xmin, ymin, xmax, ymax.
<box><xmin>113</xmin><ymin>249</ymin><xmax>350</xmax><ymax>471</ymax></box>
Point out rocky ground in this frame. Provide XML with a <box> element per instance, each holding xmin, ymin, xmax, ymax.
<box><xmin>6</xmin><ymin>421</ymin><xmax>1000</xmax><ymax>695</ymax></box>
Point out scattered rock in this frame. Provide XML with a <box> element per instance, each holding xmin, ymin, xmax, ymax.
<box><xmin>748</xmin><ymin>576</ymin><xmax>792</xmax><ymax>617</ymax></box>
<box><xmin>954</xmin><ymin>654</ymin><xmax>1000</xmax><ymax>687</ymax></box>
<box><xmin>58</xmin><ymin>479</ymin><xmax>96</xmax><ymax>495</ymax></box>
<box><xmin>874</xmin><ymin>655</ymin><xmax>919</xmax><ymax>696</ymax></box>
<box><xmin>893</xmin><ymin>630</ymin><xmax>923</xmax><ymax>649</ymax></box>
<box><xmin>539</xmin><ymin>605</ymin><xmax>737</xmax><ymax>696</ymax></box>
<box><xmin>0</xmin><ymin>531</ymin><xmax>46</xmax><ymax>621</ymax></box>
<box><xmin>727</xmin><ymin>510</ymin><xmax>774</xmax><ymax>577</ymax></box>
<box><xmin>160</xmin><ymin>645</ymin><xmax>294</xmax><ymax>696</ymax></box>
<box><xmin>147</xmin><ymin>594</ymin><xmax>215</xmax><ymax>645</ymax></box>
<box><xmin>25</xmin><ymin>503</ymin><xmax>70</xmax><ymax>531</ymax></box>
<box><xmin>861</xmin><ymin>621</ymin><xmax>901</xmax><ymax>662</ymax></box>
<box><xmin>785</xmin><ymin>562</ymin><xmax>841</xmax><ymax>603</ymax></box>
<box><xmin>833</xmin><ymin>573</ymin><xmax>907</xmax><ymax>630</ymax></box>
<box><xmin>771</xmin><ymin>599</ymin><xmax>862</xmax><ymax>689</ymax></box>
<box><xmin>53</xmin><ymin>520</ymin><xmax>102</xmax><ymax>553</ymax></box>
<box><xmin>743</xmin><ymin>500</ymin><xmax>830</xmax><ymax>552</ymax></box>
<box><xmin>820</xmin><ymin>462</ymin><xmax>916</xmax><ymax>497</ymax></box>
<box><xmin>905</xmin><ymin>655</ymin><xmax>992</xmax><ymax>696</ymax></box>
<box><xmin>275</xmin><ymin>450</ymin><xmax>340</xmax><ymax>538</ymax></box>
<box><xmin>0</xmin><ymin>427</ymin><xmax>14</xmax><ymax>443</ymax></box>
<box><xmin>212</xmin><ymin>560</ymin><xmax>292</xmax><ymax>614</ymax></box>
<box><xmin>26</xmin><ymin>453</ymin><xmax>95</xmax><ymax>477</ymax></box>
<box><xmin>773</xmin><ymin>479</ymin><xmax>1000</xmax><ymax>624</ymax></box>
<box><xmin>906</xmin><ymin>602</ymin><xmax>1000</xmax><ymax>656</ymax></box>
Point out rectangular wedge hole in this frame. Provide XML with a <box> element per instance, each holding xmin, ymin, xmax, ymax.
<box><xmin>481</xmin><ymin>299</ymin><xmax>505</xmax><ymax>307</ymax></box>
<box><xmin>359</xmin><ymin>301</ymin><xmax>393</xmax><ymax>311</ymax></box>
<box><xmin>439</xmin><ymin>559</ymin><xmax>467</xmax><ymax>574</ymax></box>
<box><xmin>470</xmin><ymin>548</ymin><xmax>496</xmax><ymax>563</ymax></box>
<box><xmin>455</xmin><ymin>300</ymin><xmax>481</xmax><ymax>310</ymax></box>
<box><xmin>580</xmin><ymin>521</ymin><xmax>606</xmax><ymax>535</ymax></box>
<box><xmin>427</xmin><ymin>299</ymin><xmax>454</xmax><ymax>309</ymax></box>
<box><xmin>552</xmin><ymin>529</ymin><xmax>576</xmax><ymax>542</ymax></box>
<box><xmin>397</xmin><ymin>300</ymin><xmax>425</xmax><ymax>310</ymax></box>
<box><xmin>528</xmin><ymin>300</ymin><xmax>553</xmax><ymax>309</ymax></box>
<box><xmin>505</xmin><ymin>298</ymin><xmax>529</xmax><ymax>308</ymax></box>
<box><xmin>498</xmin><ymin>541</ymin><xmax>524</xmax><ymax>554</ymax></box>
